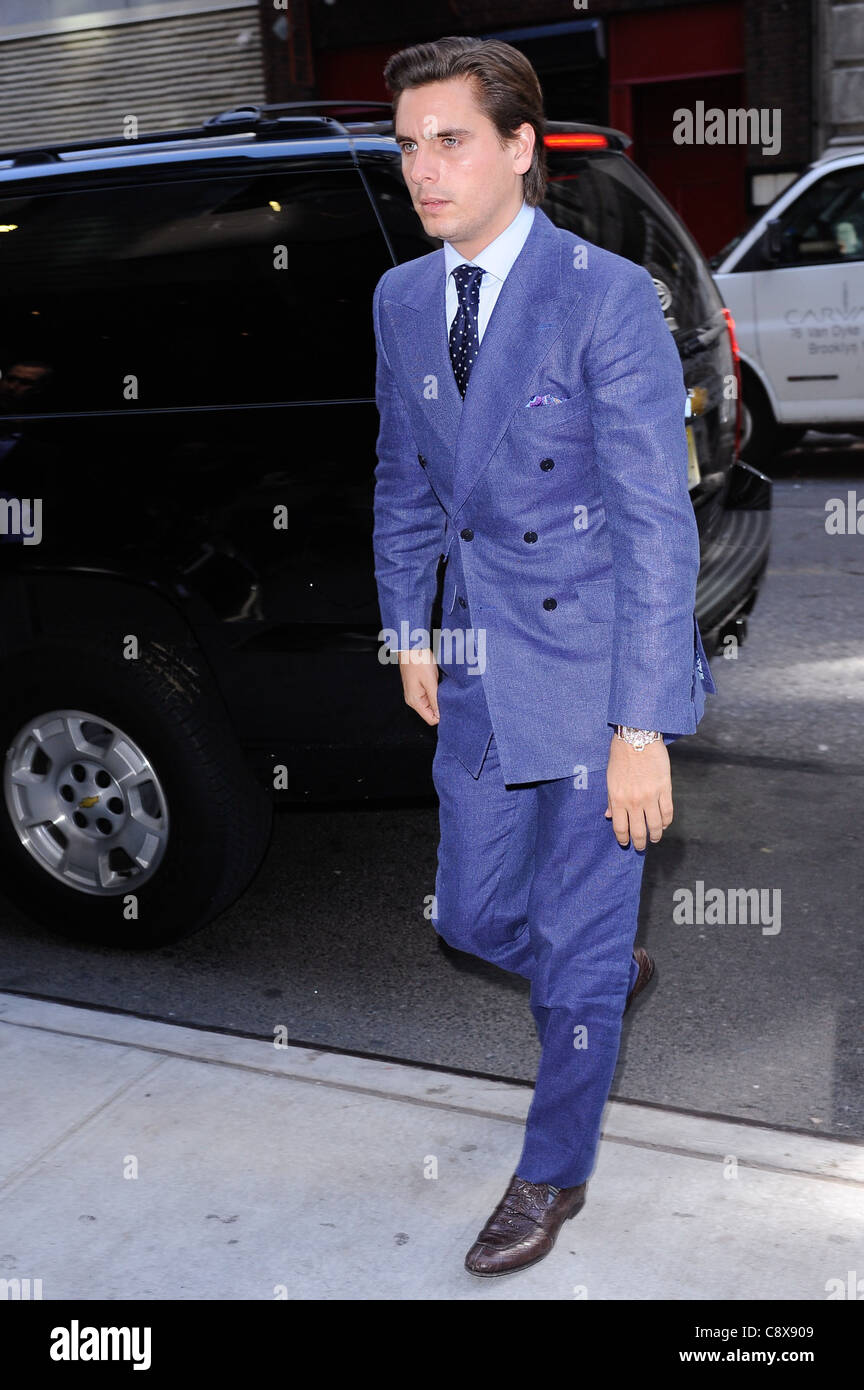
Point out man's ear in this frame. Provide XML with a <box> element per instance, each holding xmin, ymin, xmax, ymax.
<box><xmin>513</xmin><ymin>121</ymin><xmax>535</xmax><ymax>174</ymax></box>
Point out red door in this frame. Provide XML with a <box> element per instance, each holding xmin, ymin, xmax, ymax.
<box><xmin>609</xmin><ymin>1</ymin><xmax>747</xmax><ymax>258</ymax></box>
<box><xmin>631</xmin><ymin>75</ymin><xmax>748</xmax><ymax>257</ymax></box>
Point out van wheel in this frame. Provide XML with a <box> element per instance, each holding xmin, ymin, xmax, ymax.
<box><xmin>0</xmin><ymin>638</ymin><xmax>272</xmax><ymax>947</ymax></box>
<box><xmin>740</xmin><ymin>376</ymin><xmax>805</xmax><ymax>463</ymax></box>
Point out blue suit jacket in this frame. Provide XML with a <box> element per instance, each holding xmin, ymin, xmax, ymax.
<box><xmin>372</xmin><ymin>204</ymin><xmax>716</xmax><ymax>784</ymax></box>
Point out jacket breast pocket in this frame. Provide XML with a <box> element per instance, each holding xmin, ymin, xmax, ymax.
<box><xmin>510</xmin><ymin>391</ymin><xmax>591</xmax><ymax>436</ymax></box>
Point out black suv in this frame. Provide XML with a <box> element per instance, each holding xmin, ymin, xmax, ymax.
<box><xmin>0</xmin><ymin>101</ymin><xmax>770</xmax><ymax>946</ymax></box>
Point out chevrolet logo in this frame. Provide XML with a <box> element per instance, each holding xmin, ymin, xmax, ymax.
<box><xmin>78</xmin><ymin>795</ymin><xmax>99</xmax><ymax>808</ymax></box>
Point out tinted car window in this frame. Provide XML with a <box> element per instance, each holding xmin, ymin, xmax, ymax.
<box><xmin>362</xmin><ymin>166</ymin><xmax>441</xmax><ymax>264</ymax></box>
<box><xmin>0</xmin><ymin>167</ymin><xmax>391</xmax><ymax>412</ymax></box>
<box><xmin>543</xmin><ymin>153</ymin><xmax>720</xmax><ymax>331</ymax></box>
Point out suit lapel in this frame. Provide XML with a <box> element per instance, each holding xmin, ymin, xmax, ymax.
<box><xmin>382</xmin><ymin>206</ymin><xmax>585</xmax><ymax>516</ymax></box>
<box><xmin>386</xmin><ymin>251</ymin><xmax>463</xmax><ymax>495</ymax></box>
<box><xmin>451</xmin><ymin>207</ymin><xmax>583</xmax><ymax>515</ymax></box>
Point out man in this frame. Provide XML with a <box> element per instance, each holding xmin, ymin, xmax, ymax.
<box><xmin>371</xmin><ymin>35</ymin><xmax>716</xmax><ymax>1278</ymax></box>
<box><xmin>0</xmin><ymin>360</ymin><xmax>55</xmax><ymax>415</ymax></box>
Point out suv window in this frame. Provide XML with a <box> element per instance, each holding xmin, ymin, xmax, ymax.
<box><xmin>774</xmin><ymin>165</ymin><xmax>864</xmax><ymax>265</ymax></box>
<box><xmin>362</xmin><ymin>167</ymin><xmax>441</xmax><ymax>264</ymax></box>
<box><xmin>0</xmin><ymin>166</ymin><xmax>392</xmax><ymax>413</ymax></box>
<box><xmin>542</xmin><ymin>152</ymin><xmax>720</xmax><ymax>331</ymax></box>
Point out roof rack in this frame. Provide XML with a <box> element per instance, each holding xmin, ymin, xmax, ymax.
<box><xmin>0</xmin><ymin>100</ymin><xmax>394</xmax><ymax>170</ymax></box>
<box><xmin>0</xmin><ymin>102</ymin><xmax>628</xmax><ymax>171</ymax></box>
<box><xmin>205</xmin><ymin>100</ymin><xmax>394</xmax><ymax>126</ymax></box>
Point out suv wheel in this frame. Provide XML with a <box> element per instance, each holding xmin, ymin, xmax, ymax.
<box><xmin>0</xmin><ymin>638</ymin><xmax>272</xmax><ymax>946</ymax></box>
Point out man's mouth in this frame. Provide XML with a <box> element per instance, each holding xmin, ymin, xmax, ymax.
<box><xmin>420</xmin><ymin>199</ymin><xmax>449</xmax><ymax>210</ymax></box>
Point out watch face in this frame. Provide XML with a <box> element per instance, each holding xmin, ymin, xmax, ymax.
<box><xmin>617</xmin><ymin>728</ymin><xmax>660</xmax><ymax>748</ymax></box>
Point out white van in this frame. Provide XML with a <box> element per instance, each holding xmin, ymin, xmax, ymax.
<box><xmin>712</xmin><ymin>147</ymin><xmax>864</xmax><ymax>462</ymax></box>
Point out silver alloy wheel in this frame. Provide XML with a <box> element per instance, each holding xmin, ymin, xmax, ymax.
<box><xmin>3</xmin><ymin>708</ymin><xmax>170</xmax><ymax>896</ymax></box>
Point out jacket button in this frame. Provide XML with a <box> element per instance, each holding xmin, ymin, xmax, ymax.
<box><xmin>458</xmin><ymin>596</ymin><xmax>468</xmax><ymax>608</ymax></box>
<box><xmin>542</xmin><ymin>597</ymin><xmax>557</xmax><ymax>610</ymax></box>
<box><xmin>540</xmin><ymin>458</ymin><xmax>555</xmax><ymax>471</ymax></box>
<box><xmin>523</xmin><ymin>530</ymin><xmax>538</xmax><ymax>543</ymax></box>
<box><xmin>460</xmin><ymin>527</ymin><xmax>474</xmax><ymax>540</ymax></box>
<box><xmin>417</xmin><ymin>453</ymin><xmax>427</xmax><ymax>467</ymax></box>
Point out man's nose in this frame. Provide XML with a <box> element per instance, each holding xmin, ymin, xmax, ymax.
<box><xmin>410</xmin><ymin>144</ymin><xmax>438</xmax><ymax>185</ymax></box>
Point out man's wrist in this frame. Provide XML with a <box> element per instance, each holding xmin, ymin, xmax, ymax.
<box><xmin>397</xmin><ymin>647</ymin><xmax>435</xmax><ymax>664</ymax></box>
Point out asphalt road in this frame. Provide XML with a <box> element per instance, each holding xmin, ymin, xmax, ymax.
<box><xmin>2</xmin><ymin>434</ymin><xmax>863</xmax><ymax>1140</ymax></box>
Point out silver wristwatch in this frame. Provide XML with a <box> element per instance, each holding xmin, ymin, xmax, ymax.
<box><xmin>614</xmin><ymin>725</ymin><xmax>662</xmax><ymax>751</ymax></box>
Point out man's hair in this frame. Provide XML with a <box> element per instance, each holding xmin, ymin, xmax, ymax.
<box><xmin>383</xmin><ymin>35</ymin><xmax>548</xmax><ymax>207</ymax></box>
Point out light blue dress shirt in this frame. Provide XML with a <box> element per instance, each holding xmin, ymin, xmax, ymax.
<box><xmin>443</xmin><ymin>199</ymin><xmax>536</xmax><ymax>344</ymax></box>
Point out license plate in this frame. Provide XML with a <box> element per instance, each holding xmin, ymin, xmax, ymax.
<box><xmin>686</xmin><ymin>424</ymin><xmax>701</xmax><ymax>489</ymax></box>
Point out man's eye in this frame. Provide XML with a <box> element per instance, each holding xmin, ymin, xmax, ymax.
<box><xmin>399</xmin><ymin>138</ymin><xmax>459</xmax><ymax>151</ymax></box>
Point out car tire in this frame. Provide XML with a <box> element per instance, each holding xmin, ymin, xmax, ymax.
<box><xmin>740</xmin><ymin>375</ymin><xmax>806</xmax><ymax>463</ymax></box>
<box><xmin>0</xmin><ymin>636</ymin><xmax>273</xmax><ymax>947</ymax></box>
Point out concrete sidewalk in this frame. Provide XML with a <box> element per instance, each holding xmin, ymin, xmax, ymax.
<box><xmin>1</xmin><ymin>991</ymin><xmax>862</xmax><ymax>1301</ymax></box>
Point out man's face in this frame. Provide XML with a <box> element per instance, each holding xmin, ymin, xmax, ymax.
<box><xmin>0</xmin><ymin>364</ymin><xmax>50</xmax><ymax>407</ymax></box>
<box><xmin>395</xmin><ymin>77</ymin><xmax>534</xmax><ymax>259</ymax></box>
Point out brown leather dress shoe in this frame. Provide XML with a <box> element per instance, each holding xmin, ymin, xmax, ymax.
<box><xmin>464</xmin><ymin>1175</ymin><xmax>587</xmax><ymax>1277</ymax></box>
<box><xmin>625</xmin><ymin>946</ymin><xmax>655</xmax><ymax>1013</ymax></box>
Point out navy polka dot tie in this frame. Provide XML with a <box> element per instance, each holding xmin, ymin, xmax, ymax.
<box><xmin>449</xmin><ymin>263</ymin><xmax>484</xmax><ymax>398</ymax></box>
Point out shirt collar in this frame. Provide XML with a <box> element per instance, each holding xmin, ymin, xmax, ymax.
<box><xmin>443</xmin><ymin>199</ymin><xmax>536</xmax><ymax>283</ymax></box>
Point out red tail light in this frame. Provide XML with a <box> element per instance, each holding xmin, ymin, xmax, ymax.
<box><xmin>543</xmin><ymin>133</ymin><xmax>609</xmax><ymax>150</ymax></box>
<box><xmin>721</xmin><ymin>306</ymin><xmax>742</xmax><ymax>459</ymax></box>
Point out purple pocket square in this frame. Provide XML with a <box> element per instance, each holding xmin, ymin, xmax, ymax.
<box><xmin>526</xmin><ymin>393</ymin><xmax>565</xmax><ymax>407</ymax></box>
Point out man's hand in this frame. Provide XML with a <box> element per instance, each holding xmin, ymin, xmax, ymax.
<box><xmin>398</xmin><ymin>648</ymin><xmax>440</xmax><ymax>725</ymax></box>
<box><xmin>605</xmin><ymin>733</ymin><xmax>673</xmax><ymax>849</ymax></box>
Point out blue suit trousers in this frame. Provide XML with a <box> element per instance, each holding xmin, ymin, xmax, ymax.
<box><xmin>430</xmin><ymin>716</ymin><xmax>646</xmax><ymax>1189</ymax></box>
